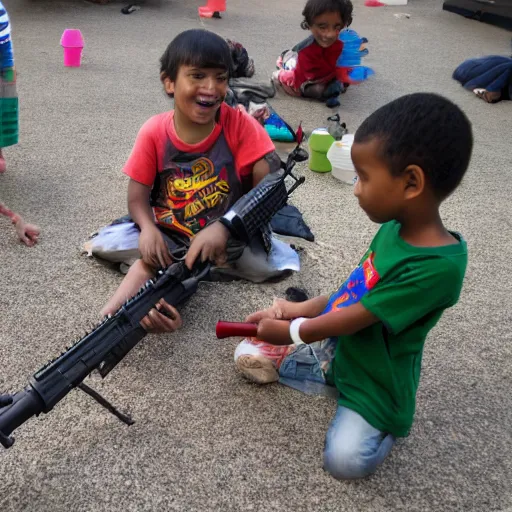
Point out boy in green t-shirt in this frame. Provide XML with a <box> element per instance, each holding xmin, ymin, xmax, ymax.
<box><xmin>233</xmin><ymin>93</ymin><xmax>472</xmax><ymax>479</ymax></box>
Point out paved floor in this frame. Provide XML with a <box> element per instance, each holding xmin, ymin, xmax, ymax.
<box><xmin>0</xmin><ymin>0</ymin><xmax>511</xmax><ymax>510</ymax></box>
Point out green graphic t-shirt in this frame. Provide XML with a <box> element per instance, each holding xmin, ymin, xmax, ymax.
<box><xmin>327</xmin><ymin>221</ymin><xmax>468</xmax><ymax>437</ymax></box>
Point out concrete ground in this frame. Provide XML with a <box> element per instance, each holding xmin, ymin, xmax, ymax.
<box><xmin>1</xmin><ymin>0</ymin><xmax>511</xmax><ymax>510</ymax></box>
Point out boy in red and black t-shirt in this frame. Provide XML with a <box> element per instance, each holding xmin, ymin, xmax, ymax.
<box><xmin>101</xmin><ymin>30</ymin><xmax>287</xmax><ymax>332</ymax></box>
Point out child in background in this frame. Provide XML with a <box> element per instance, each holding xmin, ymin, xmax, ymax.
<box><xmin>100</xmin><ymin>29</ymin><xmax>293</xmax><ymax>333</ymax></box>
<box><xmin>0</xmin><ymin>5</ymin><xmax>40</xmax><ymax>247</ymax></box>
<box><xmin>0</xmin><ymin>2</ymin><xmax>18</xmax><ymax>172</ymax></box>
<box><xmin>273</xmin><ymin>0</ymin><xmax>353</xmax><ymax>108</ymax></box>
<box><xmin>234</xmin><ymin>93</ymin><xmax>472</xmax><ymax>479</ymax></box>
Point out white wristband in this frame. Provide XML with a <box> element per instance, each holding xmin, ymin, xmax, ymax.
<box><xmin>289</xmin><ymin>317</ymin><xmax>307</xmax><ymax>346</ymax></box>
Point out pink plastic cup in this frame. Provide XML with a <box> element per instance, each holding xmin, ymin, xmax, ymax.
<box><xmin>60</xmin><ymin>29</ymin><xmax>84</xmax><ymax>68</ymax></box>
<box><xmin>63</xmin><ymin>47</ymin><xmax>82</xmax><ymax>67</ymax></box>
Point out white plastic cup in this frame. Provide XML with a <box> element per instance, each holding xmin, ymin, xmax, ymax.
<box><xmin>327</xmin><ymin>134</ymin><xmax>356</xmax><ymax>185</ymax></box>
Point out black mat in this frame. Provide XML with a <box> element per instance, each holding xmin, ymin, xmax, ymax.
<box><xmin>443</xmin><ymin>0</ymin><xmax>512</xmax><ymax>30</ymax></box>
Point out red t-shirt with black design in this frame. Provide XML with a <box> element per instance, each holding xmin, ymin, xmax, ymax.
<box><xmin>123</xmin><ymin>103</ymin><xmax>275</xmax><ymax>239</ymax></box>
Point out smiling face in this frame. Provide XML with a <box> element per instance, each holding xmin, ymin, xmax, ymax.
<box><xmin>309</xmin><ymin>11</ymin><xmax>343</xmax><ymax>48</ymax></box>
<box><xmin>163</xmin><ymin>65</ymin><xmax>229</xmax><ymax>126</ymax></box>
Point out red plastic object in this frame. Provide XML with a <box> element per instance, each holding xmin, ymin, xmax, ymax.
<box><xmin>216</xmin><ymin>321</ymin><xmax>258</xmax><ymax>339</ymax></box>
<box><xmin>198</xmin><ymin>0</ymin><xmax>226</xmax><ymax>17</ymax></box>
<box><xmin>336</xmin><ymin>67</ymin><xmax>353</xmax><ymax>84</ymax></box>
<box><xmin>364</xmin><ymin>0</ymin><xmax>385</xmax><ymax>5</ymax></box>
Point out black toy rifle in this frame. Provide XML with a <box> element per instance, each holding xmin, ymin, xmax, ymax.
<box><xmin>0</xmin><ymin>142</ymin><xmax>308</xmax><ymax>449</ymax></box>
<box><xmin>0</xmin><ymin>262</ymin><xmax>211</xmax><ymax>448</ymax></box>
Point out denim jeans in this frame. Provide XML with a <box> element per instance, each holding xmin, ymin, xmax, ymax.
<box><xmin>323</xmin><ymin>406</ymin><xmax>395</xmax><ymax>480</ymax></box>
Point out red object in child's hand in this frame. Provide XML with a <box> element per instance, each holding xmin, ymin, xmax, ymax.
<box><xmin>216</xmin><ymin>321</ymin><xmax>258</xmax><ymax>339</ymax></box>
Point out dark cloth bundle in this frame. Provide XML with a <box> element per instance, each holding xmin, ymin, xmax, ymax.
<box><xmin>453</xmin><ymin>55</ymin><xmax>512</xmax><ymax>101</ymax></box>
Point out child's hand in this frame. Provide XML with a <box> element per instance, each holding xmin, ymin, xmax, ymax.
<box><xmin>246</xmin><ymin>298</ymin><xmax>298</xmax><ymax>323</ymax></box>
<box><xmin>185</xmin><ymin>222</ymin><xmax>229</xmax><ymax>270</ymax></box>
<box><xmin>14</xmin><ymin>218</ymin><xmax>40</xmax><ymax>247</ymax></box>
<box><xmin>139</xmin><ymin>225</ymin><xmax>172</xmax><ymax>269</ymax></box>
<box><xmin>140</xmin><ymin>299</ymin><xmax>182</xmax><ymax>333</ymax></box>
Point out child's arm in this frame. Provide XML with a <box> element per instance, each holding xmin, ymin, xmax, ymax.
<box><xmin>253</xmin><ymin>302</ymin><xmax>379</xmax><ymax>345</ymax></box>
<box><xmin>246</xmin><ymin>295</ymin><xmax>329</xmax><ymax>323</ymax></box>
<box><xmin>0</xmin><ymin>202</ymin><xmax>40</xmax><ymax>247</ymax></box>
<box><xmin>0</xmin><ymin>201</ymin><xmax>18</xmax><ymax>223</ymax></box>
<box><xmin>127</xmin><ymin>179</ymin><xmax>172</xmax><ymax>269</ymax></box>
<box><xmin>252</xmin><ymin>156</ymin><xmax>270</xmax><ymax>186</ymax></box>
<box><xmin>121</xmin><ymin>116</ymin><xmax>173</xmax><ymax>269</ymax></box>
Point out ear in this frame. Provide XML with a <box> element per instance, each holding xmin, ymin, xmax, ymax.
<box><xmin>402</xmin><ymin>164</ymin><xmax>425</xmax><ymax>200</ymax></box>
<box><xmin>161</xmin><ymin>73</ymin><xmax>175</xmax><ymax>96</ymax></box>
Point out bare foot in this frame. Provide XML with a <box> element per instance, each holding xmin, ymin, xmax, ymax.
<box><xmin>473</xmin><ymin>88</ymin><xmax>501</xmax><ymax>104</ymax></box>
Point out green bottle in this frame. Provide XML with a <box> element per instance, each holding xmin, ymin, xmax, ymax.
<box><xmin>308</xmin><ymin>128</ymin><xmax>335</xmax><ymax>173</ymax></box>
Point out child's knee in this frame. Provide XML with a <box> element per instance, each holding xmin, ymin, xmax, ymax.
<box><xmin>127</xmin><ymin>258</ymin><xmax>154</xmax><ymax>281</ymax></box>
<box><xmin>323</xmin><ymin>439</ymin><xmax>377</xmax><ymax>480</ymax></box>
<box><xmin>323</xmin><ymin>407</ymin><xmax>394</xmax><ymax>480</ymax></box>
<box><xmin>100</xmin><ymin>259</ymin><xmax>154</xmax><ymax>317</ymax></box>
<box><xmin>303</xmin><ymin>83</ymin><xmax>325</xmax><ymax>99</ymax></box>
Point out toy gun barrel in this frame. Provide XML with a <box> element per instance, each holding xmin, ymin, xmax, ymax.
<box><xmin>216</xmin><ymin>321</ymin><xmax>258</xmax><ymax>339</ymax></box>
<box><xmin>0</xmin><ymin>262</ymin><xmax>211</xmax><ymax>449</ymax></box>
<box><xmin>0</xmin><ymin>388</ymin><xmax>45</xmax><ymax>448</ymax></box>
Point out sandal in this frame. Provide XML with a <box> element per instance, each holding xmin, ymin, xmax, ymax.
<box><xmin>121</xmin><ymin>4</ymin><xmax>141</xmax><ymax>14</ymax></box>
<box><xmin>473</xmin><ymin>88</ymin><xmax>502</xmax><ymax>104</ymax></box>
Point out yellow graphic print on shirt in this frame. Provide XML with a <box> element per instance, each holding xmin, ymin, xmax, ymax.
<box><xmin>153</xmin><ymin>156</ymin><xmax>232</xmax><ymax>238</ymax></box>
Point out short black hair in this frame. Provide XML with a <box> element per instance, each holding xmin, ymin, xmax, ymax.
<box><xmin>354</xmin><ymin>93</ymin><xmax>473</xmax><ymax>199</ymax></box>
<box><xmin>301</xmin><ymin>0</ymin><xmax>353</xmax><ymax>29</ymax></box>
<box><xmin>160</xmin><ymin>29</ymin><xmax>232</xmax><ymax>83</ymax></box>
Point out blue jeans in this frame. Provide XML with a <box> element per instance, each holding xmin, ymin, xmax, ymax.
<box><xmin>323</xmin><ymin>406</ymin><xmax>396</xmax><ymax>480</ymax></box>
